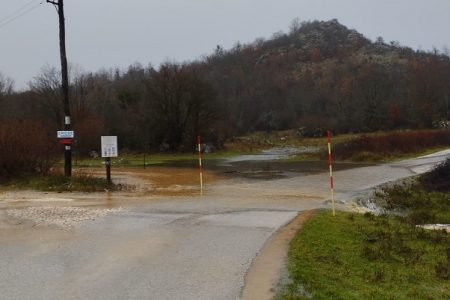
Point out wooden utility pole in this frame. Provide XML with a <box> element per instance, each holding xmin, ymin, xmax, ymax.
<box><xmin>47</xmin><ymin>0</ymin><xmax>72</xmax><ymax>176</ymax></box>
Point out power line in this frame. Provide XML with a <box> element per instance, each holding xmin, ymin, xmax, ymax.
<box><xmin>0</xmin><ymin>0</ymin><xmax>36</xmax><ymax>24</ymax></box>
<box><xmin>0</xmin><ymin>4</ymin><xmax>42</xmax><ymax>29</ymax></box>
<box><xmin>0</xmin><ymin>1</ymin><xmax>42</xmax><ymax>30</ymax></box>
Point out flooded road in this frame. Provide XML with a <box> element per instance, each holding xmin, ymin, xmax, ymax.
<box><xmin>152</xmin><ymin>147</ymin><xmax>373</xmax><ymax>181</ymax></box>
<box><xmin>0</xmin><ymin>149</ymin><xmax>449</xmax><ymax>300</ymax></box>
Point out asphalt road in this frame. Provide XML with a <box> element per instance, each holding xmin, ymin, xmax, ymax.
<box><xmin>0</xmin><ymin>149</ymin><xmax>449</xmax><ymax>300</ymax></box>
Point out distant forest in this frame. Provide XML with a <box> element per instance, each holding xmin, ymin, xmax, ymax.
<box><xmin>1</xmin><ymin>19</ymin><xmax>449</xmax><ymax>154</ymax></box>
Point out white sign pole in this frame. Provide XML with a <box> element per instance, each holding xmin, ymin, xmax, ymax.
<box><xmin>101</xmin><ymin>136</ymin><xmax>118</xmax><ymax>185</ymax></box>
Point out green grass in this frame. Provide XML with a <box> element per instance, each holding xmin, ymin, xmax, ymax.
<box><xmin>3</xmin><ymin>174</ymin><xmax>118</xmax><ymax>192</ymax></box>
<box><xmin>278</xmin><ymin>159</ymin><xmax>450</xmax><ymax>299</ymax></box>
<box><xmin>276</xmin><ymin>211</ymin><xmax>450</xmax><ymax>300</ymax></box>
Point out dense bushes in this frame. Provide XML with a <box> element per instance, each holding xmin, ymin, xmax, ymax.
<box><xmin>333</xmin><ymin>129</ymin><xmax>450</xmax><ymax>160</ymax></box>
<box><xmin>0</xmin><ymin>121</ymin><xmax>59</xmax><ymax>179</ymax></box>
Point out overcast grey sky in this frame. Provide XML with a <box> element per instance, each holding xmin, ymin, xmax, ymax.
<box><xmin>1</xmin><ymin>0</ymin><xmax>450</xmax><ymax>90</ymax></box>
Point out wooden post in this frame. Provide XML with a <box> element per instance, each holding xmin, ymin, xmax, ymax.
<box><xmin>105</xmin><ymin>157</ymin><xmax>112</xmax><ymax>185</ymax></box>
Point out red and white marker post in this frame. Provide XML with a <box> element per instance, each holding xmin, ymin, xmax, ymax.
<box><xmin>327</xmin><ymin>131</ymin><xmax>336</xmax><ymax>216</ymax></box>
<box><xmin>197</xmin><ymin>136</ymin><xmax>203</xmax><ymax>194</ymax></box>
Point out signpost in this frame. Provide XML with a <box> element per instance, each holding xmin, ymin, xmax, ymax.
<box><xmin>57</xmin><ymin>130</ymin><xmax>74</xmax><ymax>139</ymax></box>
<box><xmin>101</xmin><ymin>136</ymin><xmax>118</xmax><ymax>185</ymax></box>
<box><xmin>57</xmin><ymin>131</ymin><xmax>74</xmax><ymax>150</ymax></box>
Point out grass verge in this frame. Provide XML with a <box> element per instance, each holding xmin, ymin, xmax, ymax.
<box><xmin>277</xmin><ymin>159</ymin><xmax>450</xmax><ymax>299</ymax></box>
<box><xmin>276</xmin><ymin>211</ymin><xmax>450</xmax><ymax>300</ymax></box>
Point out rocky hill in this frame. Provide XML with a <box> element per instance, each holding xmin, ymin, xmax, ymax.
<box><xmin>200</xmin><ymin>19</ymin><xmax>449</xmax><ymax>135</ymax></box>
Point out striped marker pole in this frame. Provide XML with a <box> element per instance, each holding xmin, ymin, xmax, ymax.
<box><xmin>197</xmin><ymin>136</ymin><xmax>203</xmax><ymax>194</ymax></box>
<box><xmin>327</xmin><ymin>131</ymin><xmax>336</xmax><ymax>216</ymax></box>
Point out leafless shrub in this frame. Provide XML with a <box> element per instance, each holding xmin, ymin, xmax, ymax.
<box><xmin>0</xmin><ymin>121</ymin><xmax>59</xmax><ymax>179</ymax></box>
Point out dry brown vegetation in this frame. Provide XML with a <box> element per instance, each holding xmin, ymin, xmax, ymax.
<box><xmin>0</xmin><ymin>121</ymin><xmax>59</xmax><ymax>179</ymax></box>
<box><xmin>332</xmin><ymin>129</ymin><xmax>450</xmax><ymax>161</ymax></box>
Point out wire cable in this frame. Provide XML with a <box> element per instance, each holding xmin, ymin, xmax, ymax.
<box><xmin>0</xmin><ymin>0</ymin><xmax>37</xmax><ymax>24</ymax></box>
<box><xmin>0</xmin><ymin>1</ymin><xmax>43</xmax><ymax>30</ymax></box>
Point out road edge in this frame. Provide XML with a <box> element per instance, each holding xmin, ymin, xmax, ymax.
<box><xmin>240</xmin><ymin>209</ymin><xmax>316</xmax><ymax>300</ymax></box>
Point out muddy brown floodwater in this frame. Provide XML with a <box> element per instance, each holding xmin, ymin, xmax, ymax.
<box><xmin>0</xmin><ymin>166</ymin><xmax>224</xmax><ymax>221</ymax></box>
<box><xmin>77</xmin><ymin>166</ymin><xmax>223</xmax><ymax>196</ymax></box>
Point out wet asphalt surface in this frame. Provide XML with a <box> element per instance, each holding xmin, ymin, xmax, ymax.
<box><xmin>0</xmin><ymin>149</ymin><xmax>449</xmax><ymax>300</ymax></box>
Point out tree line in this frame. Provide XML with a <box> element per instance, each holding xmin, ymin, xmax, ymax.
<box><xmin>1</xmin><ymin>19</ymin><xmax>449</xmax><ymax>159</ymax></box>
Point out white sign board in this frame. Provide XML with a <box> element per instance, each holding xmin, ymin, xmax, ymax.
<box><xmin>57</xmin><ymin>130</ymin><xmax>74</xmax><ymax>138</ymax></box>
<box><xmin>101</xmin><ymin>136</ymin><xmax>118</xmax><ymax>158</ymax></box>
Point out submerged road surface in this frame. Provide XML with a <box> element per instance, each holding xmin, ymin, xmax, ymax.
<box><xmin>0</xmin><ymin>149</ymin><xmax>449</xmax><ymax>300</ymax></box>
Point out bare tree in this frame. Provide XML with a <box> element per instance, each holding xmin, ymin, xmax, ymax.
<box><xmin>29</xmin><ymin>65</ymin><xmax>63</xmax><ymax>125</ymax></box>
<box><xmin>145</xmin><ymin>63</ymin><xmax>217</xmax><ymax>151</ymax></box>
<box><xmin>0</xmin><ymin>72</ymin><xmax>14</xmax><ymax>97</ymax></box>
